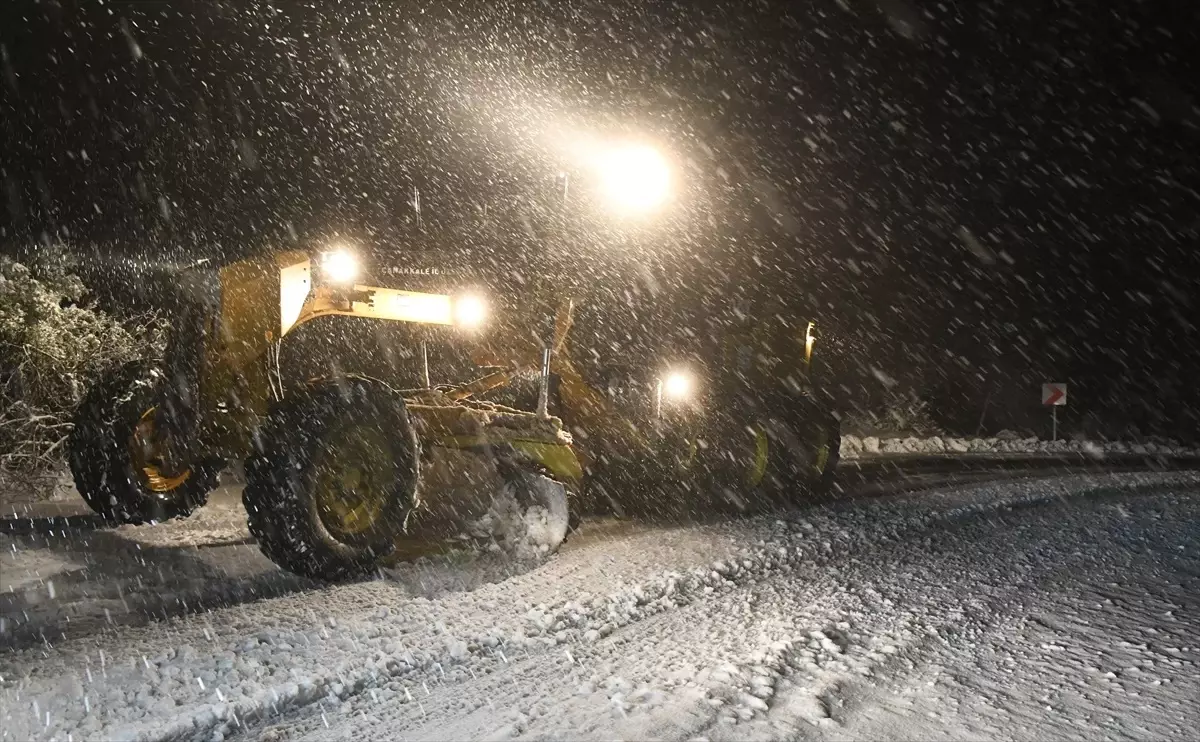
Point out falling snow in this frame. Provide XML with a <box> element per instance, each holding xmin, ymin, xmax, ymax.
<box><xmin>2</xmin><ymin>1</ymin><xmax>1199</xmax><ymax>740</ymax></box>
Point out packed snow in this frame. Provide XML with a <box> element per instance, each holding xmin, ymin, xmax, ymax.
<box><xmin>840</xmin><ymin>433</ymin><xmax>1200</xmax><ymax>458</ymax></box>
<box><xmin>2</xmin><ymin>470</ymin><xmax>1197</xmax><ymax>741</ymax></box>
<box><xmin>464</xmin><ymin>473</ymin><xmax>571</xmax><ymax>560</ymax></box>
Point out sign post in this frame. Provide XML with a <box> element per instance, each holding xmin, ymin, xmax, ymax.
<box><xmin>1041</xmin><ymin>383</ymin><xmax>1068</xmax><ymax>440</ymax></box>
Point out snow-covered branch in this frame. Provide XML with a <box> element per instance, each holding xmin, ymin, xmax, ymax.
<box><xmin>0</xmin><ymin>253</ymin><xmax>165</xmax><ymax>495</ymax></box>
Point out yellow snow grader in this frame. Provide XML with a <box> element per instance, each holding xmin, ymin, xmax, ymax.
<box><xmin>68</xmin><ymin>246</ymin><xmax>839</xmax><ymax>579</ymax></box>
<box><xmin>67</xmin><ymin>248</ymin><xmax>582</xmax><ymax>580</ymax></box>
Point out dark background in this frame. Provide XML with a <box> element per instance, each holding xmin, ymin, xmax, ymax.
<box><xmin>2</xmin><ymin>0</ymin><xmax>1198</xmax><ymax>439</ymax></box>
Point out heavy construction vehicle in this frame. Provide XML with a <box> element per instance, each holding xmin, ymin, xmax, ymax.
<box><xmin>67</xmin><ymin>247</ymin><xmax>582</xmax><ymax>580</ymax></box>
<box><xmin>68</xmin><ymin>246</ymin><xmax>839</xmax><ymax>580</ymax></box>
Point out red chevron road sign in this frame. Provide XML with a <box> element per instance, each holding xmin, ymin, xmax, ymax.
<box><xmin>1042</xmin><ymin>383</ymin><xmax>1067</xmax><ymax>406</ymax></box>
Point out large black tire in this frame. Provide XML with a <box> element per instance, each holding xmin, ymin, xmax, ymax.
<box><xmin>814</xmin><ymin>411</ymin><xmax>841</xmax><ymax>496</ymax></box>
<box><xmin>763</xmin><ymin>397</ymin><xmax>841</xmax><ymax>501</ymax></box>
<box><xmin>706</xmin><ymin>396</ymin><xmax>841</xmax><ymax>513</ymax></box>
<box><xmin>243</xmin><ymin>377</ymin><xmax>420</xmax><ymax>581</ymax></box>
<box><xmin>565</xmin><ymin>478</ymin><xmax>584</xmax><ymax>534</ymax></box>
<box><xmin>68</xmin><ymin>362</ymin><xmax>222</xmax><ymax>524</ymax></box>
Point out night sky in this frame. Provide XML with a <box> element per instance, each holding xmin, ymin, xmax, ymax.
<box><xmin>2</xmin><ymin>0</ymin><xmax>1198</xmax><ymax>438</ymax></box>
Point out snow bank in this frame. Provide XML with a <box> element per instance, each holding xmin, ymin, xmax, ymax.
<box><xmin>839</xmin><ymin>434</ymin><xmax>1200</xmax><ymax>459</ymax></box>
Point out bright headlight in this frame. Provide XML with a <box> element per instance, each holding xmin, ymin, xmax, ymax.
<box><xmin>453</xmin><ymin>294</ymin><xmax>487</xmax><ymax>329</ymax></box>
<box><xmin>662</xmin><ymin>370</ymin><xmax>693</xmax><ymax>400</ymax></box>
<box><xmin>320</xmin><ymin>250</ymin><xmax>359</xmax><ymax>284</ymax></box>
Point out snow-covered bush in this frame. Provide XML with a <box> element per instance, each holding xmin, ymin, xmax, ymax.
<box><xmin>0</xmin><ymin>253</ymin><xmax>165</xmax><ymax>495</ymax></box>
<box><xmin>840</xmin><ymin>389</ymin><xmax>943</xmax><ymax>438</ymax></box>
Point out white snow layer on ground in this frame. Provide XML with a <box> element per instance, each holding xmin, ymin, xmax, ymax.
<box><xmin>839</xmin><ymin>433</ymin><xmax>1200</xmax><ymax>458</ymax></box>
<box><xmin>1</xmin><ymin>470</ymin><xmax>1197</xmax><ymax>741</ymax></box>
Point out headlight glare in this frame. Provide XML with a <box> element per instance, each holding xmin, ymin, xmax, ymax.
<box><xmin>453</xmin><ymin>294</ymin><xmax>488</xmax><ymax>329</ymax></box>
<box><xmin>320</xmin><ymin>250</ymin><xmax>359</xmax><ymax>284</ymax></box>
<box><xmin>662</xmin><ymin>370</ymin><xmax>693</xmax><ymax>401</ymax></box>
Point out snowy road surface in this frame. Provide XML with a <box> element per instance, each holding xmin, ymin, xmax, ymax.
<box><xmin>2</xmin><ymin>470</ymin><xmax>1198</xmax><ymax>741</ymax></box>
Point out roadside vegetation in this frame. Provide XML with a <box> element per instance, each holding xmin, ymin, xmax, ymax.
<box><xmin>0</xmin><ymin>248</ymin><xmax>163</xmax><ymax>497</ymax></box>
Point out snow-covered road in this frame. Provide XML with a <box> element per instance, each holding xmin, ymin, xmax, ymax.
<box><xmin>2</xmin><ymin>470</ymin><xmax>1198</xmax><ymax>741</ymax></box>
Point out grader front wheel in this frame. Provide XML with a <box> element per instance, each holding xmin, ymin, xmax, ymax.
<box><xmin>243</xmin><ymin>377</ymin><xmax>420</xmax><ymax>581</ymax></box>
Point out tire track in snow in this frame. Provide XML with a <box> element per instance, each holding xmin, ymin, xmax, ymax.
<box><xmin>1</xmin><ymin>471</ymin><xmax>1196</xmax><ymax>742</ymax></box>
<box><xmin>230</xmin><ymin>471</ymin><xmax>1199</xmax><ymax>742</ymax></box>
<box><xmin>4</xmin><ymin>460</ymin><xmax>1190</xmax><ymax>652</ymax></box>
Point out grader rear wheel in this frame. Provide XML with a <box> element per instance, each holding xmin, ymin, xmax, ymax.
<box><xmin>243</xmin><ymin>377</ymin><xmax>420</xmax><ymax>581</ymax></box>
<box><xmin>758</xmin><ymin>398</ymin><xmax>841</xmax><ymax>502</ymax></box>
<box><xmin>706</xmin><ymin>398</ymin><xmax>841</xmax><ymax>513</ymax></box>
<box><xmin>130</xmin><ymin>407</ymin><xmax>195</xmax><ymax>493</ymax></box>
<box><xmin>68</xmin><ymin>362</ymin><xmax>222</xmax><ymax>524</ymax></box>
